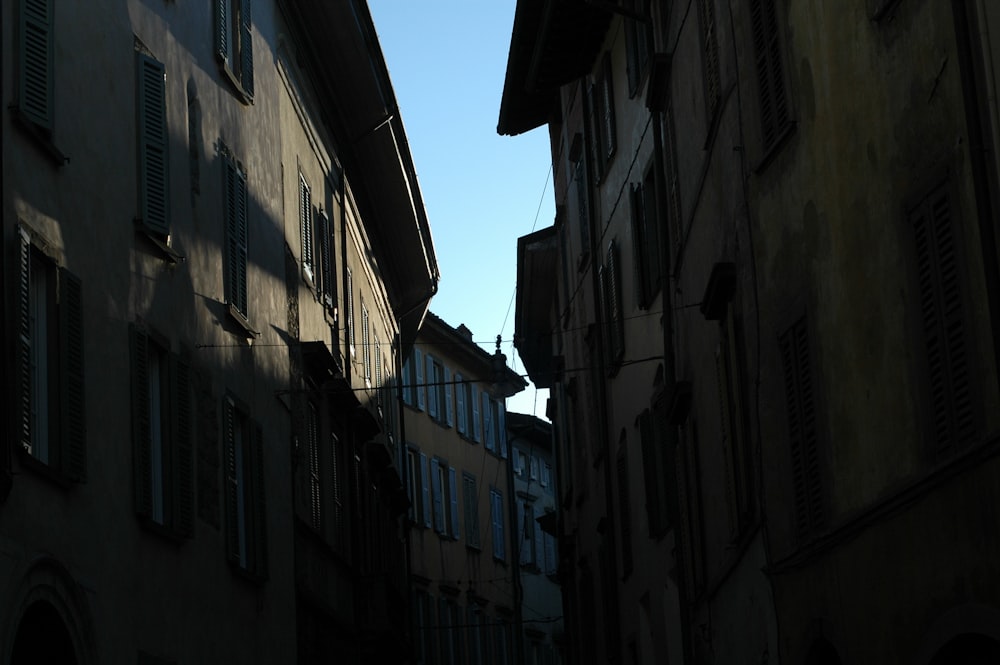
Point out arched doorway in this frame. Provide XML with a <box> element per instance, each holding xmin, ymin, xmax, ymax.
<box><xmin>10</xmin><ymin>600</ymin><xmax>78</xmax><ymax>665</ymax></box>
<box><xmin>929</xmin><ymin>633</ymin><xmax>1000</xmax><ymax>665</ymax></box>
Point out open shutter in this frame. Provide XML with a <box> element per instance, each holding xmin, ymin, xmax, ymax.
<box><xmin>251</xmin><ymin>421</ymin><xmax>267</xmax><ymax>577</ymax></box>
<box><xmin>59</xmin><ymin>267</ymin><xmax>86</xmax><ymax>481</ymax></box>
<box><xmin>455</xmin><ymin>372</ymin><xmax>466</xmax><ymax>434</ymax></box>
<box><xmin>533</xmin><ymin>504</ymin><xmax>544</xmax><ymax>569</ymax></box>
<box><xmin>420</xmin><ymin>452</ymin><xmax>431</xmax><ymax>528</ymax></box>
<box><xmin>430</xmin><ymin>458</ymin><xmax>443</xmax><ymax>533</ymax></box>
<box><xmin>415</xmin><ymin>349</ymin><xmax>425</xmax><ymax>411</ymax></box>
<box><xmin>319</xmin><ymin>211</ymin><xmax>334</xmax><ymax>308</ymax></box>
<box><xmin>15</xmin><ymin>230</ymin><xmax>32</xmax><ymax>455</ymax></box>
<box><xmin>214</xmin><ymin>0</ymin><xmax>228</xmax><ymax>62</ymax></box>
<box><xmin>299</xmin><ymin>174</ymin><xmax>313</xmax><ymax>280</ymax></box>
<box><xmin>444</xmin><ymin>366</ymin><xmax>454</xmax><ymax>427</ymax></box>
<box><xmin>482</xmin><ymin>393</ymin><xmax>494</xmax><ymax>451</ymax></box>
<box><xmin>471</xmin><ymin>386</ymin><xmax>481</xmax><ymax>442</ymax></box>
<box><xmin>235</xmin><ymin>165</ymin><xmax>249</xmax><ymax>316</ymax></box>
<box><xmin>172</xmin><ymin>355</ymin><xmax>194</xmax><ymax>537</ymax></box>
<box><xmin>18</xmin><ymin>0</ymin><xmax>53</xmax><ymax>130</ymax></box>
<box><xmin>498</xmin><ymin>402</ymin><xmax>508</xmax><ymax>458</ymax></box>
<box><xmin>240</xmin><ymin>0</ymin><xmax>254</xmax><ymax>98</ymax></box>
<box><xmin>130</xmin><ymin>325</ymin><xmax>152</xmax><ymax>517</ymax></box>
<box><xmin>136</xmin><ymin>53</ymin><xmax>169</xmax><ymax>237</ymax></box>
<box><xmin>601</xmin><ymin>52</ymin><xmax>617</xmax><ymax>160</ymax></box>
<box><xmin>223</xmin><ymin>400</ymin><xmax>240</xmax><ymax>563</ymax></box>
<box><xmin>449</xmin><ymin>467</ymin><xmax>460</xmax><ymax>539</ymax></box>
<box><xmin>426</xmin><ymin>355</ymin><xmax>438</xmax><ymax>419</ymax></box>
<box><xmin>517</xmin><ymin>499</ymin><xmax>528</xmax><ymax>564</ymax></box>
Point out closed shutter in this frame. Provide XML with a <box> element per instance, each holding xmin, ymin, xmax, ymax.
<box><xmin>607</xmin><ymin>241</ymin><xmax>624</xmax><ymax>362</ymax></box>
<box><xmin>15</xmin><ymin>229</ymin><xmax>32</xmax><ymax>455</ymax></box>
<box><xmin>319</xmin><ymin>211</ymin><xmax>333</xmax><ymax>308</ymax></box>
<box><xmin>225</xmin><ymin>159</ymin><xmax>249</xmax><ymax>317</ymax></box>
<box><xmin>18</xmin><ymin>0</ymin><xmax>53</xmax><ymax>130</ymax></box>
<box><xmin>402</xmin><ymin>357</ymin><xmax>413</xmax><ymax>405</ymax></box>
<box><xmin>58</xmin><ymin>267</ymin><xmax>86</xmax><ymax>481</ymax></box>
<box><xmin>498</xmin><ymin>402</ymin><xmax>508</xmax><ymax>458</ymax></box>
<box><xmin>172</xmin><ymin>355</ymin><xmax>194</xmax><ymax>537</ymax></box>
<box><xmin>131</xmin><ymin>325</ymin><xmax>152</xmax><ymax>517</ymax></box>
<box><xmin>702</xmin><ymin>0</ymin><xmax>721</xmax><ymax>118</ymax></box>
<box><xmin>517</xmin><ymin>499</ymin><xmax>528</xmax><ymax>565</ymax></box>
<box><xmin>136</xmin><ymin>53</ymin><xmax>169</xmax><ymax>237</ymax></box>
<box><xmin>431</xmin><ymin>458</ymin><xmax>443</xmax><ymax>533</ymax></box>
<box><xmin>449</xmin><ymin>467</ymin><xmax>460</xmax><ymax>539</ymax></box>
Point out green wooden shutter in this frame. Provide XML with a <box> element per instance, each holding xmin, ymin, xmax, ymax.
<box><xmin>251</xmin><ymin>421</ymin><xmax>267</xmax><ymax>577</ymax></box>
<box><xmin>240</xmin><ymin>0</ymin><xmax>254</xmax><ymax>98</ymax></box>
<box><xmin>602</xmin><ymin>52</ymin><xmax>616</xmax><ymax>161</ymax></box>
<box><xmin>751</xmin><ymin>0</ymin><xmax>788</xmax><ymax>150</ymax></box>
<box><xmin>236</xmin><ymin>167</ymin><xmax>249</xmax><ymax>317</ymax></box>
<box><xmin>131</xmin><ymin>325</ymin><xmax>152</xmax><ymax>517</ymax></box>
<box><xmin>319</xmin><ymin>211</ymin><xmax>334</xmax><ymax>308</ymax></box>
<box><xmin>136</xmin><ymin>53</ymin><xmax>170</xmax><ymax>237</ymax></box>
<box><xmin>172</xmin><ymin>355</ymin><xmax>194</xmax><ymax>537</ymax></box>
<box><xmin>299</xmin><ymin>174</ymin><xmax>313</xmax><ymax>278</ymax></box>
<box><xmin>420</xmin><ymin>452</ymin><xmax>431</xmax><ymax>528</ymax></box>
<box><xmin>215</xmin><ymin>0</ymin><xmax>228</xmax><ymax>62</ymax></box>
<box><xmin>18</xmin><ymin>0</ymin><xmax>54</xmax><ymax>131</ymax></box>
<box><xmin>15</xmin><ymin>229</ymin><xmax>32</xmax><ymax>455</ymax></box>
<box><xmin>225</xmin><ymin>159</ymin><xmax>249</xmax><ymax>317</ymax></box>
<box><xmin>223</xmin><ymin>399</ymin><xmax>240</xmax><ymax>563</ymax></box>
<box><xmin>430</xmin><ymin>457</ymin><xmax>443</xmax><ymax>533</ymax></box>
<box><xmin>59</xmin><ymin>267</ymin><xmax>86</xmax><ymax>481</ymax></box>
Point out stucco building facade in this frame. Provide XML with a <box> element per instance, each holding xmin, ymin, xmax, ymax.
<box><xmin>504</xmin><ymin>0</ymin><xmax>1000</xmax><ymax>663</ymax></box>
<box><xmin>0</xmin><ymin>1</ymin><xmax>437</xmax><ymax>663</ymax></box>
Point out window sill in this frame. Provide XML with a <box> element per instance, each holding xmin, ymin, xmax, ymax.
<box><xmin>136</xmin><ymin>225</ymin><xmax>184</xmax><ymax>263</ymax></box>
<box><xmin>227</xmin><ymin>303</ymin><xmax>260</xmax><ymax>338</ymax></box>
<box><xmin>752</xmin><ymin>122</ymin><xmax>797</xmax><ymax>175</ymax></box>
<box><xmin>10</xmin><ymin>106</ymin><xmax>68</xmax><ymax>167</ymax></box>
<box><xmin>217</xmin><ymin>60</ymin><xmax>254</xmax><ymax>105</ymax></box>
<box><xmin>17</xmin><ymin>448</ymin><xmax>77</xmax><ymax>488</ymax></box>
<box><xmin>137</xmin><ymin>515</ymin><xmax>188</xmax><ymax>544</ymax></box>
<box><xmin>229</xmin><ymin>561</ymin><xmax>267</xmax><ymax>585</ymax></box>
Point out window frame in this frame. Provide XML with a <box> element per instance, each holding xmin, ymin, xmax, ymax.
<box><xmin>214</xmin><ymin>0</ymin><xmax>254</xmax><ymax>103</ymax></box>
<box><xmin>223</xmin><ymin>394</ymin><xmax>267</xmax><ymax>580</ymax></box>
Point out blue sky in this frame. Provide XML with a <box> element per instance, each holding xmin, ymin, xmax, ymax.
<box><xmin>368</xmin><ymin>2</ymin><xmax>554</xmax><ymax>419</ymax></box>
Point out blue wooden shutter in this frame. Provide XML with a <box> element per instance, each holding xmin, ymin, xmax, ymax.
<box><xmin>455</xmin><ymin>373</ymin><xmax>466</xmax><ymax>434</ymax></box>
<box><xmin>448</xmin><ymin>466</ymin><xmax>459</xmax><ymax>539</ymax></box>
<box><xmin>18</xmin><ymin>0</ymin><xmax>53</xmax><ymax>131</ymax></box>
<box><xmin>444</xmin><ymin>366</ymin><xmax>454</xmax><ymax>427</ymax></box>
<box><xmin>415</xmin><ymin>349</ymin><xmax>425</xmax><ymax>410</ymax></box>
<box><xmin>426</xmin><ymin>355</ymin><xmax>438</xmax><ymax>419</ymax></box>
<box><xmin>130</xmin><ymin>325</ymin><xmax>152</xmax><ymax>517</ymax></box>
<box><xmin>498</xmin><ymin>401</ymin><xmax>508</xmax><ymax>458</ymax></box>
<box><xmin>136</xmin><ymin>53</ymin><xmax>169</xmax><ymax>237</ymax></box>
<box><xmin>471</xmin><ymin>386</ymin><xmax>481</xmax><ymax>442</ymax></box>
<box><xmin>402</xmin><ymin>356</ymin><xmax>413</xmax><ymax>405</ymax></box>
<box><xmin>58</xmin><ymin>267</ymin><xmax>86</xmax><ymax>481</ymax></box>
<box><xmin>239</xmin><ymin>0</ymin><xmax>254</xmax><ymax>98</ymax></box>
<box><xmin>517</xmin><ymin>499</ymin><xmax>528</xmax><ymax>564</ymax></box>
<box><xmin>431</xmin><ymin>458</ymin><xmax>444</xmax><ymax>533</ymax></box>
<box><xmin>420</xmin><ymin>452</ymin><xmax>431</xmax><ymax>527</ymax></box>
<box><xmin>482</xmin><ymin>393</ymin><xmax>494</xmax><ymax>451</ymax></box>
<box><xmin>172</xmin><ymin>355</ymin><xmax>194</xmax><ymax>538</ymax></box>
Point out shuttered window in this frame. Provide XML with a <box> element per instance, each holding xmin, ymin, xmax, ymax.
<box><xmin>750</xmin><ymin>0</ymin><xmax>790</xmax><ymax>152</ymax></box>
<box><xmin>223</xmin><ymin>154</ymin><xmax>249</xmax><ymax>320</ymax></box>
<box><xmin>214</xmin><ymin>0</ymin><xmax>254</xmax><ymax>101</ymax></box>
<box><xmin>17</xmin><ymin>0</ymin><xmax>54</xmax><ymax>132</ymax></box>
<box><xmin>663</xmin><ymin>102</ymin><xmax>683</xmax><ymax>258</ymax></box>
<box><xmin>130</xmin><ymin>325</ymin><xmax>193</xmax><ymax>538</ymax></box>
<box><xmin>602</xmin><ymin>241</ymin><xmax>625</xmax><ymax>367</ymax></box>
<box><xmin>490</xmin><ymin>488</ymin><xmax>505</xmax><ymax>561</ymax></box>
<box><xmin>630</xmin><ymin>167</ymin><xmax>663</xmax><ymax>309</ymax></box>
<box><xmin>223</xmin><ymin>395</ymin><xmax>267</xmax><ymax>579</ymax></box>
<box><xmin>346</xmin><ymin>268</ymin><xmax>355</xmax><ymax>358</ymax></box>
<box><xmin>16</xmin><ymin>227</ymin><xmax>86</xmax><ymax>481</ymax></box>
<box><xmin>600</xmin><ymin>52</ymin><xmax>617</xmax><ymax>163</ymax></box>
<box><xmin>701</xmin><ymin>0</ymin><xmax>721</xmax><ymax>121</ymax></box>
<box><xmin>448</xmin><ymin>466</ymin><xmax>460</xmax><ymax>539</ymax></box>
<box><xmin>136</xmin><ymin>53</ymin><xmax>170</xmax><ymax>238</ymax></box>
<box><xmin>318</xmin><ymin>210</ymin><xmax>334</xmax><ymax>309</ymax></box>
<box><xmin>778</xmin><ymin>315</ymin><xmax>823</xmax><ymax>537</ymax></box>
<box><xmin>299</xmin><ymin>173</ymin><xmax>314</xmax><ymax>284</ymax></box>
<box><xmin>420</xmin><ymin>451</ymin><xmax>432</xmax><ymax>528</ymax></box>
<box><xmin>624</xmin><ymin>0</ymin><xmax>649</xmax><ymax>97</ymax></box>
<box><xmin>455</xmin><ymin>372</ymin><xmax>467</xmax><ymax>434</ymax></box>
<box><xmin>306</xmin><ymin>401</ymin><xmax>321</xmax><ymax>531</ymax></box>
<box><xmin>463</xmin><ymin>472</ymin><xmax>480</xmax><ymax>548</ymax></box>
<box><xmin>909</xmin><ymin>182</ymin><xmax>976</xmax><ymax>455</ymax></box>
